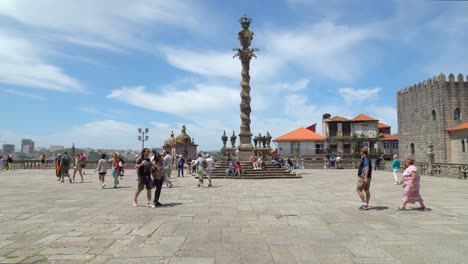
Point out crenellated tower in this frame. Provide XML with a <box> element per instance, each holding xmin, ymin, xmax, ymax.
<box><xmin>397</xmin><ymin>73</ymin><xmax>468</xmax><ymax>163</ymax></box>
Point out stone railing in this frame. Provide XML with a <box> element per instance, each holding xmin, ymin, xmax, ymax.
<box><xmin>417</xmin><ymin>162</ymin><xmax>468</xmax><ymax>179</ymax></box>
<box><xmin>2</xmin><ymin>160</ymin><xmax>138</xmax><ymax>170</ymax></box>
<box><xmin>5</xmin><ymin>159</ymin><xmax>467</xmax><ymax>179</ymax></box>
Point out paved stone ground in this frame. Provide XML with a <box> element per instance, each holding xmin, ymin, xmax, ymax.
<box><xmin>0</xmin><ymin>168</ymin><xmax>467</xmax><ymax>264</ymax></box>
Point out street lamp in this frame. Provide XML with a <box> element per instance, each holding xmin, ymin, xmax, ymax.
<box><xmin>138</xmin><ymin>128</ymin><xmax>149</xmax><ymax>150</ymax></box>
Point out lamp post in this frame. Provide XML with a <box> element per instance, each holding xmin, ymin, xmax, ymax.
<box><xmin>138</xmin><ymin>128</ymin><xmax>149</xmax><ymax>150</ymax></box>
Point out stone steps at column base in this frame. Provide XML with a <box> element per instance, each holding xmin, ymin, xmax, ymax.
<box><xmin>192</xmin><ymin>173</ymin><xmax>301</xmax><ymax>179</ymax></box>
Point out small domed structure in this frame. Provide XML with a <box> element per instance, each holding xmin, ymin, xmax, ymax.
<box><xmin>162</xmin><ymin>125</ymin><xmax>197</xmax><ymax>159</ymax></box>
<box><xmin>165</xmin><ymin>131</ymin><xmax>176</xmax><ymax>146</ymax></box>
<box><xmin>176</xmin><ymin>125</ymin><xmax>192</xmax><ymax>144</ymax></box>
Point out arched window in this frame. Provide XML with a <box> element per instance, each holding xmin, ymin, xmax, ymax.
<box><xmin>454</xmin><ymin>108</ymin><xmax>461</xmax><ymax>120</ymax></box>
<box><xmin>462</xmin><ymin>140</ymin><xmax>466</xmax><ymax>153</ymax></box>
<box><xmin>410</xmin><ymin>143</ymin><xmax>415</xmax><ymax>155</ymax></box>
<box><xmin>432</xmin><ymin>110</ymin><xmax>436</xmax><ymax>121</ymax></box>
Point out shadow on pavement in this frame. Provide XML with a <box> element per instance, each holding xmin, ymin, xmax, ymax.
<box><xmin>368</xmin><ymin>206</ymin><xmax>389</xmax><ymax>211</ymax></box>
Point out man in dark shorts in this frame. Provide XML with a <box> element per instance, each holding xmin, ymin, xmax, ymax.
<box><xmin>356</xmin><ymin>148</ymin><xmax>372</xmax><ymax>210</ymax></box>
<box><xmin>133</xmin><ymin>148</ymin><xmax>155</xmax><ymax>208</ymax></box>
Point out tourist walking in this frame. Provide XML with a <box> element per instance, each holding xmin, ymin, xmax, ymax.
<box><xmin>151</xmin><ymin>151</ymin><xmax>164</xmax><ymax>207</ymax></box>
<box><xmin>163</xmin><ymin>151</ymin><xmax>174</xmax><ymax>188</ymax></box>
<box><xmin>118</xmin><ymin>156</ymin><xmax>125</xmax><ymax>179</ymax></box>
<box><xmin>375</xmin><ymin>154</ymin><xmax>384</xmax><ymax>170</ymax></box>
<box><xmin>96</xmin><ymin>153</ymin><xmax>108</xmax><ymax>188</ymax></box>
<box><xmin>7</xmin><ymin>155</ymin><xmax>13</xmax><ymax>171</ymax></box>
<box><xmin>60</xmin><ymin>152</ymin><xmax>72</xmax><ymax>183</ymax></box>
<box><xmin>177</xmin><ymin>155</ymin><xmax>185</xmax><ymax>177</ymax></box>
<box><xmin>72</xmin><ymin>154</ymin><xmax>84</xmax><ymax>183</ymax></box>
<box><xmin>40</xmin><ymin>154</ymin><xmax>46</xmax><ymax>169</ymax></box>
<box><xmin>205</xmin><ymin>155</ymin><xmax>215</xmax><ymax>187</ymax></box>
<box><xmin>356</xmin><ymin>148</ymin><xmax>372</xmax><ymax>210</ymax></box>
<box><xmin>55</xmin><ymin>154</ymin><xmax>61</xmax><ymax>180</ymax></box>
<box><xmin>110</xmin><ymin>152</ymin><xmax>120</xmax><ymax>188</ymax></box>
<box><xmin>329</xmin><ymin>154</ymin><xmax>336</xmax><ymax>169</ymax></box>
<box><xmin>398</xmin><ymin>157</ymin><xmax>426</xmax><ymax>211</ymax></box>
<box><xmin>80</xmin><ymin>153</ymin><xmax>87</xmax><ymax>175</ymax></box>
<box><xmin>134</xmin><ymin>148</ymin><xmax>155</xmax><ymax>208</ymax></box>
<box><xmin>195</xmin><ymin>153</ymin><xmax>206</xmax><ymax>187</ymax></box>
<box><xmin>392</xmin><ymin>155</ymin><xmax>400</xmax><ymax>184</ymax></box>
<box><xmin>187</xmin><ymin>157</ymin><xmax>192</xmax><ymax>175</ymax></box>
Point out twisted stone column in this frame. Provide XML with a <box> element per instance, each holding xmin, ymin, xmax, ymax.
<box><xmin>234</xmin><ymin>15</ymin><xmax>258</xmax><ymax>161</ymax></box>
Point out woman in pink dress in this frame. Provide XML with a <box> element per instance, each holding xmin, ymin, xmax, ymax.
<box><xmin>398</xmin><ymin>157</ymin><xmax>426</xmax><ymax>210</ymax></box>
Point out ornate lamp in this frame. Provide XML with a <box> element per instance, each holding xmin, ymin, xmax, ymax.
<box><xmin>221</xmin><ymin>131</ymin><xmax>228</xmax><ymax>148</ymax></box>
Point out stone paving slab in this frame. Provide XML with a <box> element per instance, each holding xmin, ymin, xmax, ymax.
<box><xmin>0</xmin><ymin>168</ymin><xmax>467</xmax><ymax>263</ymax></box>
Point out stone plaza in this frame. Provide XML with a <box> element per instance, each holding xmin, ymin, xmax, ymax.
<box><xmin>0</xmin><ymin>168</ymin><xmax>467</xmax><ymax>264</ymax></box>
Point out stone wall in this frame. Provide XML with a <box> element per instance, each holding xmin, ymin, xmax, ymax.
<box><xmin>397</xmin><ymin>73</ymin><xmax>468</xmax><ymax>163</ymax></box>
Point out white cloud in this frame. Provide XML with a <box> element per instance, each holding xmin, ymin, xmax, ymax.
<box><xmin>107</xmin><ymin>84</ymin><xmax>239</xmax><ymax>119</ymax></box>
<box><xmin>269</xmin><ymin>79</ymin><xmax>309</xmax><ymax>92</ymax></box>
<box><xmin>162</xmin><ymin>20</ymin><xmax>377</xmax><ymax>82</ymax></box>
<box><xmin>4</xmin><ymin>89</ymin><xmax>46</xmax><ymax>100</ymax></box>
<box><xmin>162</xmin><ymin>48</ymin><xmax>239</xmax><ymax>79</ymax></box>
<box><xmin>0</xmin><ymin>0</ymin><xmax>206</xmax><ymax>52</ymax></box>
<box><xmin>0</xmin><ymin>31</ymin><xmax>84</xmax><ymax>92</ymax></box>
<box><xmin>338</xmin><ymin>87</ymin><xmax>381</xmax><ymax>104</ymax></box>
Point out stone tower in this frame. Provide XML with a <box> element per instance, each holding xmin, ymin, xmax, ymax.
<box><xmin>397</xmin><ymin>73</ymin><xmax>468</xmax><ymax>163</ymax></box>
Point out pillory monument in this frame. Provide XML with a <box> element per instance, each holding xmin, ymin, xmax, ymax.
<box><xmin>233</xmin><ymin>15</ymin><xmax>259</xmax><ymax>162</ymax></box>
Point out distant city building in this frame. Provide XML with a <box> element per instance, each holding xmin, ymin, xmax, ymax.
<box><xmin>21</xmin><ymin>139</ymin><xmax>35</xmax><ymax>154</ymax></box>
<box><xmin>2</xmin><ymin>144</ymin><xmax>15</xmax><ymax>155</ymax></box>
<box><xmin>50</xmin><ymin>145</ymin><xmax>64</xmax><ymax>152</ymax></box>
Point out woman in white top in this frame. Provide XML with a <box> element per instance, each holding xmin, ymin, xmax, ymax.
<box><xmin>95</xmin><ymin>153</ymin><xmax>108</xmax><ymax>189</ymax></box>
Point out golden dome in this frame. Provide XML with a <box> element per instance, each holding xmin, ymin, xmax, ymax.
<box><xmin>165</xmin><ymin>131</ymin><xmax>176</xmax><ymax>146</ymax></box>
<box><xmin>176</xmin><ymin>125</ymin><xmax>192</xmax><ymax>144</ymax></box>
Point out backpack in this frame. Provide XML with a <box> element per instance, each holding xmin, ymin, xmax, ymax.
<box><xmin>203</xmin><ymin>160</ymin><xmax>208</xmax><ymax>169</ymax></box>
<box><xmin>62</xmin><ymin>156</ymin><xmax>70</xmax><ymax>166</ymax></box>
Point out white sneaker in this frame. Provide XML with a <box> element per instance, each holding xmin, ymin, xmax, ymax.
<box><xmin>148</xmin><ymin>203</ymin><xmax>156</xmax><ymax>208</ymax></box>
<box><xmin>133</xmin><ymin>201</ymin><xmax>138</xmax><ymax>207</ymax></box>
<box><xmin>102</xmin><ymin>183</ymin><xmax>106</xmax><ymax>189</ymax></box>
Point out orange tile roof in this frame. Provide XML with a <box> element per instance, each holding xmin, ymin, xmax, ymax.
<box><xmin>274</xmin><ymin>127</ymin><xmax>325</xmax><ymax>142</ymax></box>
<box><xmin>381</xmin><ymin>133</ymin><xmax>398</xmax><ymax>140</ymax></box>
<box><xmin>325</xmin><ymin>116</ymin><xmax>350</xmax><ymax>122</ymax></box>
<box><xmin>352</xmin><ymin>113</ymin><xmax>378</xmax><ymax>122</ymax></box>
<box><xmin>378</xmin><ymin>122</ymin><xmax>391</xmax><ymax>128</ymax></box>
<box><xmin>448</xmin><ymin>122</ymin><xmax>468</xmax><ymax>132</ymax></box>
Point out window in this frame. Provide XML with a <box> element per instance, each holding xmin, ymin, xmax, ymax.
<box><xmin>329</xmin><ymin>123</ymin><xmax>337</xmax><ymax>137</ymax></box>
<box><xmin>383</xmin><ymin>142</ymin><xmax>390</xmax><ymax>149</ymax></box>
<box><xmin>410</xmin><ymin>143</ymin><xmax>415</xmax><ymax>155</ymax></box>
<box><xmin>392</xmin><ymin>141</ymin><xmax>398</xmax><ymax>149</ymax></box>
<box><xmin>462</xmin><ymin>140</ymin><xmax>466</xmax><ymax>153</ymax></box>
<box><xmin>342</xmin><ymin>122</ymin><xmax>351</xmax><ymax>136</ymax></box>
<box><xmin>432</xmin><ymin>110</ymin><xmax>436</xmax><ymax>121</ymax></box>
<box><xmin>454</xmin><ymin>108</ymin><xmax>461</xmax><ymax>120</ymax></box>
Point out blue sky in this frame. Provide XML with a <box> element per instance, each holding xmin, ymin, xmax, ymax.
<box><xmin>1</xmin><ymin>0</ymin><xmax>468</xmax><ymax>151</ymax></box>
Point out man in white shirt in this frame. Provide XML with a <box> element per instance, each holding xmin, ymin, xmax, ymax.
<box><xmin>163</xmin><ymin>151</ymin><xmax>174</xmax><ymax>188</ymax></box>
<box><xmin>205</xmin><ymin>155</ymin><xmax>215</xmax><ymax>187</ymax></box>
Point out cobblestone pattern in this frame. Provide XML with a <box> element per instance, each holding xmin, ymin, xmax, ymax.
<box><xmin>1</xmin><ymin>169</ymin><xmax>468</xmax><ymax>263</ymax></box>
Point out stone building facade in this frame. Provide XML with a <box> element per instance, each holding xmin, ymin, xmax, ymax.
<box><xmin>397</xmin><ymin>73</ymin><xmax>468</xmax><ymax>163</ymax></box>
